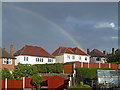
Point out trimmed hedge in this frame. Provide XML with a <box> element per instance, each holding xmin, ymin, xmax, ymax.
<box><xmin>33</xmin><ymin>63</ymin><xmax>63</xmax><ymax>73</ymax></box>
<box><xmin>75</xmin><ymin>67</ymin><xmax>117</xmax><ymax>84</ymax></box>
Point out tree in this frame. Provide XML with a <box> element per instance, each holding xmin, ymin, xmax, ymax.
<box><xmin>13</xmin><ymin>63</ymin><xmax>38</xmax><ymax>79</ymax></box>
<box><xmin>106</xmin><ymin>52</ymin><xmax>120</xmax><ymax>63</ymax></box>
<box><xmin>1</xmin><ymin>68</ymin><xmax>13</xmax><ymax>79</ymax></box>
<box><xmin>32</xmin><ymin>74</ymin><xmax>44</xmax><ymax>90</ymax></box>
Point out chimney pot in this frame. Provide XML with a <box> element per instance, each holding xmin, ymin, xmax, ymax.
<box><xmin>103</xmin><ymin>50</ymin><xmax>106</xmax><ymax>55</ymax></box>
<box><xmin>3</xmin><ymin>48</ymin><xmax>6</xmax><ymax>51</ymax></box>
<box><xmin>112</xmin><ymin>48</ymin><xmax>115</xmax><ymax>55</ymax></box>
<box><xmin>87</xmin><ymin>49</ymin><xmax>90</xmax><ymax>54</ymax></box>
<box><xmin>10</xmin><ymin>44</ymin><xmax>14</xmax><ymax>56</ymax></box>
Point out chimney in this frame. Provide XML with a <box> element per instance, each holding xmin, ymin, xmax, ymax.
<box><xmin>3</xmin><ymin>48</ymin><xmax>6</xmax><ymax>51</ymax></box>
<box><xmin>10</xmin><ymin>44</ymin><xmax>14</xmax><ymax>56</ymax></box>
<box><xmin>112</xmin><ymin>48</ymin><xmax>115</xmax><ymax>55</ymax></box>
<box><xmin>103</xmin><ymin>50</ymin><xmax>106</xmax><ymax>55</ymax></box>
<box><xmin>87</xmin><ymin>49</ymin><xmax>90</xmax><ymax>54</ymax></box>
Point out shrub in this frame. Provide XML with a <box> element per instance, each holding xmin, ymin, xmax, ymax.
<box><xmin>1</xmin><ymin>68</ymin><xmax>13</xmax><ymax>79</ymax></box>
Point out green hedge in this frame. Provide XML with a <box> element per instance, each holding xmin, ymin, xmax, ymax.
<box><xmin>33</xmin><ymin>63</ymin><xmax>63</xmax><ymax>73</ymax></box>
<box><xmin>75</xmin><ymin>67</ymin><xmax>117</xmax><ymax>85</ymax></box>
<box><xmin>13</xmin><ymin>63</ymin><xmax>63</xmax><ymax>79</ymax></box>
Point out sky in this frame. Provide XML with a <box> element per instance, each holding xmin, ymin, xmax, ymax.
<box><xmin>2</xmin><ymin>2</ymin><xmax>118</xmax><ymax>54</ymax></box>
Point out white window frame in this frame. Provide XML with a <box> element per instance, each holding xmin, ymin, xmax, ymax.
<box><xmin>67</xmin><ymin>55</ymin><xmax>70</xmax><ymax>59</ymax></box>
<box><xmin>3</xmin><ymin>58</ymin><xmax>12</xmax><ymax>65</ymax></box>
<box><xmin>24</xmin><ymin>57</ymin><xmax>28</xmax><ymax>61</ymax></box>
<box><xmin>85</xmin><ymin>57</ymin><xmax>87</xmax><ymax>61</ymax></box>
<box><xmin>72</xmin><ymin>56</ymin><xmax>75</xmax><ymax>59</ymax></box>
<box><xmin>79</xmin><ymin>56</ymin><xmax>81</xmax><ymax>60</ymax></box>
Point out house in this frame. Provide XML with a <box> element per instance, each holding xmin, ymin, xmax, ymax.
<box><xmin>14</xmin><ymin>45</ymin><xmax>56</xmax><ymax>66</ymax></box>
<box><xmin>52</xmin><ymin>47</ymin><xmax>90</xmax><ymax>63</ymax></box>
<box><xmin>0</xmin><ymin>45</ymin><xmax>15</xmax><ymax>73</ymax></box>
<box><xmin>87</xmin><ymin>49</ymin><xmax>106</xmax><ymax>63</ymax></box>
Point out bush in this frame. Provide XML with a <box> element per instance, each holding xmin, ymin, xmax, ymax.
<box><xmin>1</xmin><ymin>68</ymin><xmax>13</xmax><ymax>79</ymax></box>
<box><xmin>13</xmin><ymin>63</ymin><xmax>63</xmax><ymax>79</ymax></box>
<box><xmin>75</xmin><ymin>67</ymin><xmax>117</xmax><ymax>85</ymax></box>
<box><xmin>13</xmin><ymin>63</ymin><xmax>38</xmax><ymax>79</ymax></box>
<box><xmin>34</xmin><ymin>63</ymin><xmax>63</xmax><ymax>73</ymax></box>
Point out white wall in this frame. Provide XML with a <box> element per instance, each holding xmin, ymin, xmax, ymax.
<box><xmin>55</xmin><ymin>53</ymin><xmax>90</xmax><ymax>63</ymax></box>
<box><xmin>90</xmin><ymin>57</ymin><xmax>106</xmax><ymax>63</ymax></box>
<box><xmin>15</xmin><ymin>55</ymin><xmax>56</xmax><ymax>66</ymax></box>
<box><xmin>64</xmin><ymin>53</ymin><xmax>90</xmax><ymax>63</ymax></box>
<box><xmin>55</xmin><ymin>54</ymin><xmax>64</xmax><ymax>63</ymax></box>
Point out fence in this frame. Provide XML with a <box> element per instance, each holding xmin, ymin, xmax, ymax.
<box><xmin>1</xmin><ymin>75</ymin><xmax>68</xmax><ymax>89</ymax></box>
<box><xmin>75</xmin><ymin>62</ymin><xmax>119</xmax><ymax>69</ymax></box>
<box><xmin>64</xmin><ymin>62</ymin><xmax>120</xmax><ymax>73</ymax></box>
<box><xmin>1</xmin><ymin>77</ymin><xmax>33</xmax><ymax>89</ymax></box>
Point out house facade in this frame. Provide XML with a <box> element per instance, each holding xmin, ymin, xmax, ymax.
<box><xmin>0</xmin><ymin>45</ymin><xmax>15</xmax><ymax>73</ymax></box>
<box><xmin>52</xmin><ymin>47</ymin><xmax>90</xmax><ymax>63</ymax></box>
<box><xmin>87</xmin><ymin>49</ymin><xmax>106</xmax><ymax>63</ymax></box>
<box><xmin>14</xmin><ymin>45</ymin><xmax>56</xmax><ymax>66</ymax></box>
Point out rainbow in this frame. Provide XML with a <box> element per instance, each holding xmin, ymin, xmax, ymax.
<box><xmin>3</xmin><ymin>3</ymin><xmax>84</xmax><ymax>50</ymax></box>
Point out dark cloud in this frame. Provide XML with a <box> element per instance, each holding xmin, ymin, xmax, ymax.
<box><xmin>2</xmin><ymin>2</ymin><xmax>118</xmax><ymax>53</ymax></box>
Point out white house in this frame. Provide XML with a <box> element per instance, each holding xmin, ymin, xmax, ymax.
<box><xmin>87</xmin><ymin>49</ymin><xmax>107</xmax><ymax>63</ymax></box>
<box><xmin>14</xmin><ymin>45</ymin><xmax>56</xmax><ymax>66</ymax></box>
<box><xmin>52</xmin><ymin>47</ymin><xmax>90</xmax><ymax>63</ymax></box>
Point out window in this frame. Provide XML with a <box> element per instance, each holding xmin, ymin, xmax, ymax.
<box><xmin>42</xmin><ymin>58</ymin><xmax>43</xmax><ymax>62</ymax></box>
<box><xmin>24</xmin><ymin>57</ymin><xmax>28</xmax><ymax>61</ymax></box>
<box><xmin>48</xmin><ymin>58</ymin><xmax>53</xmax><ymax>62</ymax></box>
<box><xmin>67</xmin><ymin>55</ymin><xmax>70</xmax><ymax>59</ymax></box>
<box><xmin>3</xmin><ymin>58</ymin><xmax>12</xmax><ymax>65</ymax></box>
<box><xmin>85</xmin><ymin>57</ymin><xmax>87</xmax><ymax>60</ymax></box>
<box><xmin>36</xmin><ymin>58</ymin><xmax>43</xmax><ymax>62</ymax></box>
<box><xmin>72</xmin><ymin>56</ymin><xmax>75</xmax><ymax>59</ymax></box>
<box><xmin>36</xmin><ymin>58</ymin><xmax>38</xmax><ymax>62</ymax></box>
<box><xmin>96</xmin><ymin>57</ymin><xmax>100</xmax><ymax>61</ymax></box>
<box><xmin>79</xmin><ymin>56</ymin><xmax>81</xmax><ymax>60</ymax></box>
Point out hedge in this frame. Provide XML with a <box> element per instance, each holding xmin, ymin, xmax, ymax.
<box><xmin>75</xmin><ymin>67</ymin><xmax>117</xmax><ymax>85</ymax></box>
<box><xmin>33</xmin><ymin>63</ymin><xmax>63</xmax><ymax>73</ymax></box>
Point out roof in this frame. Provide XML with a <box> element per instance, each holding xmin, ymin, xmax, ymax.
<box><xmin>47</xmin><ymin>75</ymin><xmax>68</xmax><ymax>89</ymax></box>
<box><xmin>89</xmin><ymin>49</ymin><xmax>105</xmax><ymax>57</ymax></box>
<box><xmin>0</xmin><ymin>47</ymin><xmax>15</xmax><ymax>59</ymax></box>
<box><xmin>52</xmin><ymin>46</ymin><xmax>89</xmax><ymax>56</ymax></box>
<box><xmin>14</xmin><ymin>45</ymin><xmax>55</xmax><ymax>58</ymax></box>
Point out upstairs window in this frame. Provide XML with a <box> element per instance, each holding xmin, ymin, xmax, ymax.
<box><xmin>3</xmin><ymin>58</ymin><xmax>12</xmax><ymax>65</ymax></box>
<box><xmin>48</xmin><ymin>58</ymin><xmax>53</xmax><ymax>62</ymax></box>
<box><xmin>40</xmin><ymin>58</ymin><xmax>43</xmax><ymax>62</ymax></box>
<box><xmin>72</xmin><ymin>56</ymin><xmax>75</xmax><ymax>59</ymax></box>
<box><xmin>67</xmin><ymin>55</ymin><xmax>70</xmax><ymax>59</ymax></box>
<box><xmin>79</xmin><ymin>56</ymin><xmax>81</xmax><ymax>60</ymax></box>
<box><xmin>36</xmin><ymin>58</ymin><xmax>43</xmax><ymax>62</ymax></box>
<box><xmin>96</xmin><ymin>57</ymin><xmax>100</xmax><ymax>61</ymax></box>
<box><xmin>85</xmin><ymin>57</ymin><xmax>87</xmax><ymax>61</ymax></box>
<box><xmin>24</xmin><ymin>57</ymin><xmax>28</xmax><ymax>61</ymax></box>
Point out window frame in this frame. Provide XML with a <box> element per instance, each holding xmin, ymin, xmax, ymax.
<box><xmin>85</xmin><ymin>57</ymin><xmax>87</xmax><ymax>61</ymax></box>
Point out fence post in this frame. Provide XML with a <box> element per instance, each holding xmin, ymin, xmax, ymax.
<box><xmin>23</xmin><ymin>77</ymin><xmax>25</xmax><ymax>89</ymax></box>
<box><xmin>109</xmin><ymin>63</ymin><xmax>111</xmax><ymax>68</ymax></box>
<box><xmin>5</xmin><ymin>78</ymin><xmax>7</xmax><ymax>90</ymax></box>
<box><xmin>99</xmin><ymin>63</ymin><xmax>101</xmax><ymax>68</ymax></box>
<box><xmin>88</xmin><ymin>62</ymin><xmax>89</xmax><ymax>68</ymax></box>
<box><xmin>81</xmin><ymin>62</ymin><xmax>83</xmax><ymax>68</ymax></box>
<box><xmin>69</xmin><ymin>76</ymin><xmax>71</xmax><ymax>87</ymax></box>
